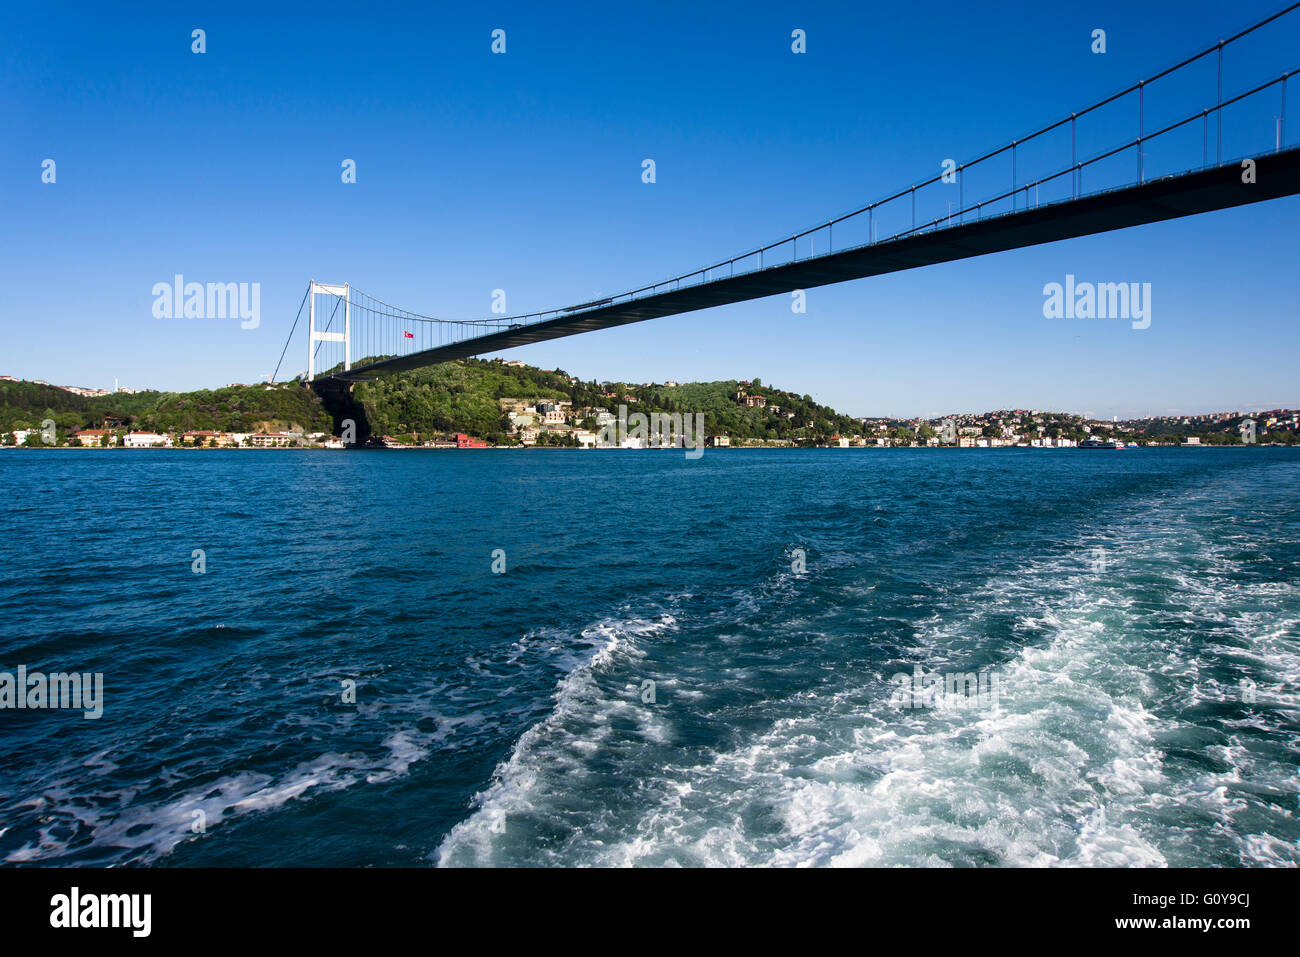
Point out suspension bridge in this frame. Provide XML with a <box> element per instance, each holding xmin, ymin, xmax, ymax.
<box><xmin>279</xmin><ymin>4</ymin><xmax>1300</xmax><ymax>390</ymax></box>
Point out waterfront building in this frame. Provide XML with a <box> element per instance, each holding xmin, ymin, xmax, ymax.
<box><xmin>182</xmin><ymin>430</ymin><xmax>227</xmax><ymax>446</ymax></box>
<box><xmin>74</xmin><ymin>429</ymin><xmax>111</xmax><ymax>447</ymax></box>
<box><xmin>249</xmin><ymin>432</ymin><xmax>301</xmax><ymax>448</ymax></box>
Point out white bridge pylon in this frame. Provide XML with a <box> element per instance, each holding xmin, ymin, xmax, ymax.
<box><xmin>307</xmin><ymin>281</ymin><xmax>350</xmax><ymax>381</ymax></box>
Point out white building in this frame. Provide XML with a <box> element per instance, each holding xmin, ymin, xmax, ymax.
<box><xmin>125</xmin><ymin>432</ymin><xmax>171</xmax><ymax>448</ymax></box>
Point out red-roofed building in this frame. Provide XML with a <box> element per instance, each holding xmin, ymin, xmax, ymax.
<box><xmin>75</xmin><ymin>429</ymin><xmax>111</xmax><ymax>447</ymax></box>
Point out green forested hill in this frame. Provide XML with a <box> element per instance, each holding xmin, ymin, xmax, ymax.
<box><xmin>647</xmin><ymin>377</ymin><xmax>858</xmax><ymax>440</ymax></box>
<box><xmin>350</xmin><ymin>359</ymin><xmax>572</xmax><ymax>440</ymax></box>
<box><xmin>351</xmin><ymin>359</ymin><xmax>861</xmax><ymax>442</ymax></box>
<box><xmin>0</xmin><ymin>380</ymin><xmax>331</xmax><ymax>436</ymax></box>
<box><xmin>6</xmin><ymin>365</ymin><xmax>1295</xmax><ymax>447</ymax></box>
<box><xmin>126</xmin><ymin>385</ymin><xmax>333</xmax><ymax>434</ymax></box>
<box><xmin>1</xmin><ymin>360</ymin><xmax>859</xmax><ymax>444</ymax></box>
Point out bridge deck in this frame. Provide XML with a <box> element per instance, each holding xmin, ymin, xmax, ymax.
<box><xmin>329</xmin><ymin>147</ymin><xmax>1300</xmax><ymax>382</ymax></box>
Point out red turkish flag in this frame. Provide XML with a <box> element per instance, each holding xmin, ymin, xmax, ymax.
<box><xmin>403</xmin><ymin>331</ymin><xmax>414</xmax><ymax>338</ymax></box>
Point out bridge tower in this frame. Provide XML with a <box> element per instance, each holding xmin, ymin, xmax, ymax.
<box><xmin>307</xmin><ymin>281</ymin><xmax>350</xmax><ymax>381</ymax></box>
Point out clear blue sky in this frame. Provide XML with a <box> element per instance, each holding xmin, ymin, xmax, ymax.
<box><xmin>3</xmin><ymin>0</ymin><xmax>1297</xmax><ymax>419</ymax></box>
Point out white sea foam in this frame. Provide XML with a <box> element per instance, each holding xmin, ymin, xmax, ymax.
<box><xmin>434</xmin><ymin>612</ymin><xmax>679</xmax><ymax>866</ymax></box>
<box><xmin>437</xmin><ymin>469</ymin><xmax>1300</xmax><ymax>867</ymax></box>
<box><xmin>3</xmin><ymin>729</ymin><xmax>433</xmax><ymax>864</ymax></box>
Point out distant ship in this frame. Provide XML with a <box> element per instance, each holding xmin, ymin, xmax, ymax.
<box><xmin>1079</xmin><ymin>438</ymin><xmax>1126</xmax><ymax>449</ymax></box>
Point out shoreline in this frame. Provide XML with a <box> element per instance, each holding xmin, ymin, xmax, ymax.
<box><xmin>3</xmin><ymin>443</ymin><xmax>1293</xmax><ymax>453</ymax></box>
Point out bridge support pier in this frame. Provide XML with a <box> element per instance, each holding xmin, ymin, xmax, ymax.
<box><xmin>309</xmin><ymin>375</ymin><xmax>371</xmax><ymax>448</ymax></box>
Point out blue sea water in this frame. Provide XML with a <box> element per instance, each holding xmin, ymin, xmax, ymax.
<box><xmin>0</xmin><ymin>446</ymin><xmax>1297</xmax><ymax>867</ymax></box>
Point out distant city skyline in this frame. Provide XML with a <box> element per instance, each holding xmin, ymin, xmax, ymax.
<box><xmin>3</xmin><ymin>0</ymin><xmax>1298</xmax><ymax>419</ymax></box>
